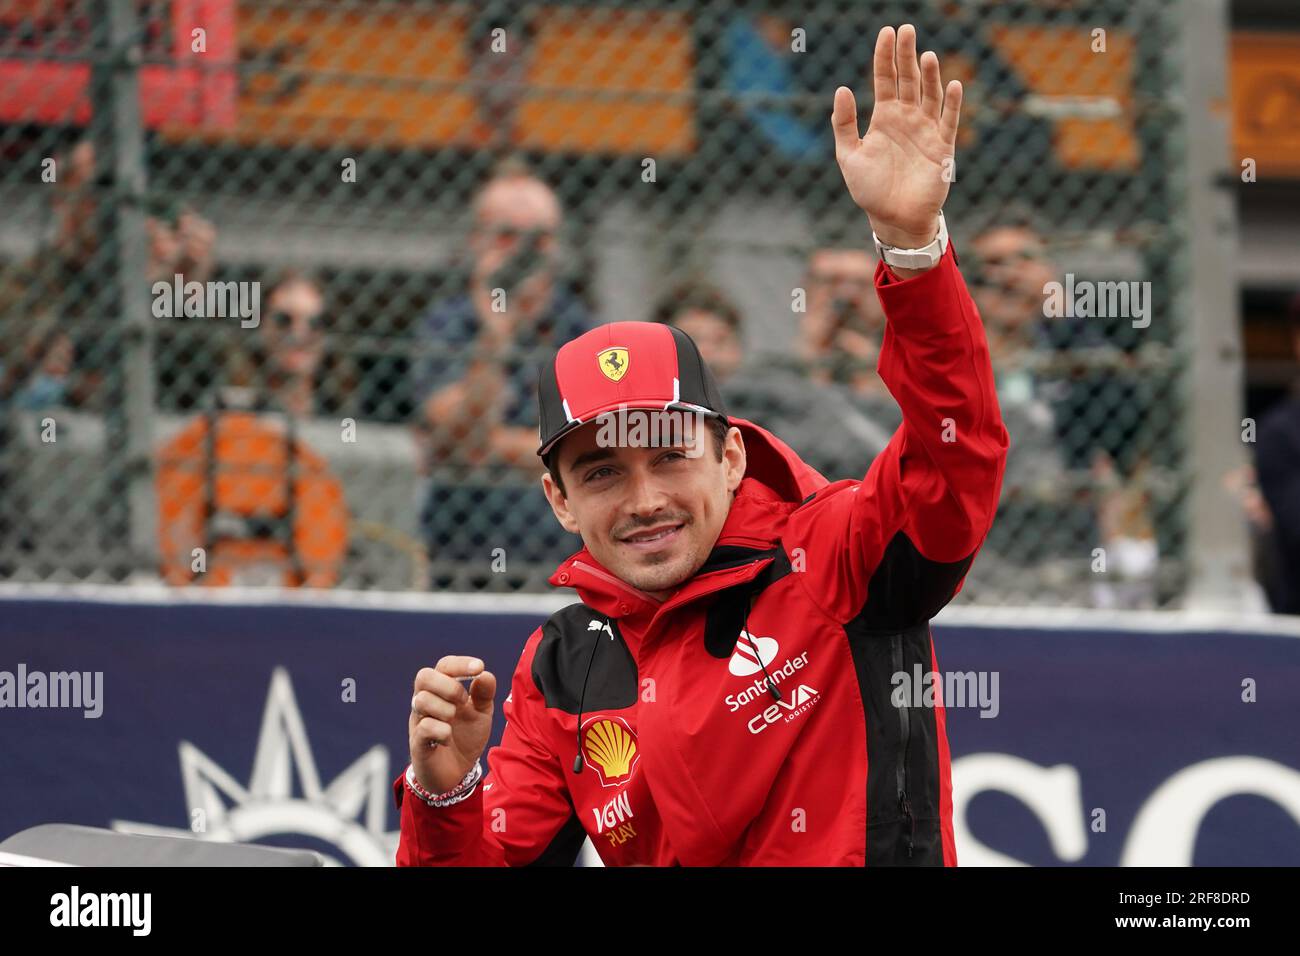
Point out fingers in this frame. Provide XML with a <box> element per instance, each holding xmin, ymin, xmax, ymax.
<box><xmin>830</xmin><ymin>85</ymin><xmax>861</xmax><ymax>159</ymax></box>
<box><xmin>940</xmin><ymin>80</ymin><xmax>964</xmax><ymax>147</ymax></box>
<box><xmin>411</xmin><ymin>689</ymin><xmax>457</xmax><ymax>723</ymax></box>
<box><xmin>413</xmin><ymin>667</ymin><xmax>465</xmax><ymax>706</ymax></box>
<box><xmin>872</xmin><ymin>25</ymin><xmax>896</xmax><ymax>104</ymax></box>
<box><xmin>469</xmin><ymin>670</ymin><xmax>498</xmax><ymax>714</ymax></box>
<box><xmin>411</xmin><ymin>659</ymin><xmax>496</xmax><ymax>725</ymax></box>
<box><xmin>895</xmin><ymin>24</ymin><xmax>920</xmax><ymax>106</ymax></box>
<box><xmin>435</xmin><ymin>655</ymin><xmax>485</xmax><ymax>679</ymax></box>
<box><xmin>875</xmin><ymin>26</ymin><xmax>940</xmax><ymax>113</ymax></box>
<box><xmin>413</xmin><ymin>660</ymin><xmax>479</xmax><ymax>708</ymax></box>
<box><xmin>412</xmin><ymin>715</ymin><xmax>452</xmax><ymax>748</ymax></box>
<box><xmin>920</xmin><ymin>50</ymin><xmax>942</xmax><ymax>121</ymax></box>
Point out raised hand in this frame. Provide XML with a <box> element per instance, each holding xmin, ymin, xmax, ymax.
<box><xmin>831</xmin><ymin>24</ymin><xmax>962</xmax><ymax>250</ymax></box>
<box><xmin>408</xmin><ymin>656</ymin><xmax>497</xmax><ymax>795</ymax></box>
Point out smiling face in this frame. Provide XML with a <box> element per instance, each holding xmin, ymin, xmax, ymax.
<box><xmin>541</xmin><ymin>418</ymin><xmax>746</xmax><ymax>599</ymax></box>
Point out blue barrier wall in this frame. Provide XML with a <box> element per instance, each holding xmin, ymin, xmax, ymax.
<box><xmin>1</xmin><ymin>596</ymin><xmax>1297</xmax><ymax>865</ymax></box>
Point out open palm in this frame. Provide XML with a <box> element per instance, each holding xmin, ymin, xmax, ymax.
<box><xmin>832</xmin><ymin>24</ymin><xmax>962</xmax><ymax>248</ymax></box>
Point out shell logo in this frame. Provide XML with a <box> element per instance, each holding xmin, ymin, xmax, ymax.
<box><xmin>581</xmin><ymin>715</ymin><xmax>640</xmax><ymax>787</ymax></box>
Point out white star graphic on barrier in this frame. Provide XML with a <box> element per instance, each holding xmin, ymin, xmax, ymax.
<box><xmin>113</xmin><ymin>667</ymin><xmax>399</xmax><ymax>866</ymax></box>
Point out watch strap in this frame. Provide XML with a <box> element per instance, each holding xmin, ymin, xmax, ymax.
<box><xmin>873</xmin><ymin>212</ymin><xmax>948</xmax><ymax>270</ymax></box>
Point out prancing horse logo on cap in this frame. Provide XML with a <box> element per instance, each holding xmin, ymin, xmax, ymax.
<box><xmin>597</xmin><ymin>347</ymin><xmax>629</xmax><ymax>382</ymax></box>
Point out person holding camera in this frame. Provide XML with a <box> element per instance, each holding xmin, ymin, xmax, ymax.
<box><xmin>414</xmin><ymin>158</ymin><xmax>592</xmax><ymax>469</ymax></box>
<box><xmin>413</xmin><ymin>160</ymin><xmax>592</xmax><ymax>584</ymax></box>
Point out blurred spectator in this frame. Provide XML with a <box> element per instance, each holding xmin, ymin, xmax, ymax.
<box><xmin>150</xmin><ymin>196</ymin><xmax>223</xmax><ymax>413</ymax></box>
<box><xmin>219</xmin><ymin>270</ymin><xmax>356</xmax><ymax>419</ymax></box>
<box><xmin>46</xmin><ymin>140</ymin><xmax>218</xmax><ymax>287</ymax></box>
<box><xmin>967</xmin><ymin>218</ymin><xmax>1067</xmax><ymax>492</ymax></box>
<box><xmin>0</xmin><ymin>139</ymin><xmax>97</xmax><ymax>575</ymax></box>
<box><xmin>709</xmin><ymin>8</ymin><xmax>1051</xmax><ymax>197</ymax></box>
<box><xmin>801</xmin><ymin>245</ymin><xmax>889</xmax><ymax>399</ymax></box>
<box><xmin>0</xmin><ymin>318</ymin><xmax>75</xmax><ymax>575</ymax></box>
<box><xmin>47</xmin><ymin>138</ymin><xmax>99</xmax><ymax>271</ymax></box>
<box><xmin>650</xmin><ymin>280</ymin><xmax>745</xmax><ymax>385</ymax></box>
<box><xmin>1090</xmin><ymin>451</ymin><xmax>1158</xmax><ymax>610</ymax></box>
<box><xmin>1225</xmin><ymin>462</ymin><xmax>1277</xmax><ymax>611</ymax></box>
<box><xmin>652</xmin><ymin>269</ymin><xmax>894</xmax><ymax>480</ymax></box>
<box><xmin>786</xmin><ymin>241</ymin><xmax>901</xmax><ymax>473</ymax></box>
<box><xmin>0</xmin><ymin>138</ymin><xmax>101</xmax><ymax>410</ymax></box>
<box><xmin>965</xmin><ymin>215</ymin><xmax>1086</xmax><ymax>588</ymax></box>
<box><xmin>0</xmin><ymin>138</ymin><xmax>220</xmax><ymax>413</ymax></box>
<box><xmin>1254</xmin><ymin>294</ymin><xmax>1300</xmax><ymax>614</ymax></box>
<box><xmin>968</xmin><ymin>212</ymin><xmax>1164</xmax><ymax>601</ymax></box>
<box><xmin>721</xmin><ymin>14</ymin><xmax>825</xmax><ymax>162</ymax></box>
<box><xmin>414</xmin><ymin>157</ymin><xmax>591</xmax><ymax>468</ymax></box>
<box><xmin>0</xmin><ymin>322</ymin><xmax>75</xmax><ymax>410</ymax></box>
<box><xmin>0</xmin><ymin>136</ymin><xmax>220</xmax><ymax>574</ymax></box>
<box><xmin>414</xmin><ymin>159</ymin><xmax>590</xmax><ymax>583</ymax></box>
<box><xmin>141</xmin><ymin>197</ymin><xmax>218</xmax><ymax>287</ymax></box>
<box><xmin>162</xmin><ymin>278</ymin><xmax>353</xmax><ymax>590</ymax></box>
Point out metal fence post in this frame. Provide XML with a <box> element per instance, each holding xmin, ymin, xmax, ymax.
<box><xmin>89</xmin><ymin>0</ymin><xmax>157</xmax><ymax>581</ymax></box>
<box><xmin>1179</xmin><ymin>0</ymin><xmax>1253</xmax><ymax>610</ymax></box>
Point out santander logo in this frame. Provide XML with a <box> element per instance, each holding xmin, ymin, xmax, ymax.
<box><xmin>729</xmin><ymin>631</ymin><xmax>780</xmax><ymax>677</ymax></box>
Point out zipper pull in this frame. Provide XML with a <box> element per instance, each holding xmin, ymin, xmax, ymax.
<box><xmin>899</xmin><ymin>792</ymin><xmax>915</xmax><ymax>859</ymax></box>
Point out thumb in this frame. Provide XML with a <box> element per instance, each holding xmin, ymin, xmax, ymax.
<box><xmin>831</xmin><ymin>86</ymin><xmax>861</xmax><ymax>159</ymax></box>
<box><xmin>469</xmin><ymin>671</ymin><xmax>497</xmax><ymax>714</ymax></box>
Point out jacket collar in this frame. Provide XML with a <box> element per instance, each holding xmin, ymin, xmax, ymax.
<box><xmin>547</xmin><ymin>418</ymin><xmax>828</xmax><ymax>622</ymax></box>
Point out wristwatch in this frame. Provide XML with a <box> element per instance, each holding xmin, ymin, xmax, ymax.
<box><xmin>872</xmin><ymin>212</ymin><xmax>948</xmax><ymax>271</ymax></box>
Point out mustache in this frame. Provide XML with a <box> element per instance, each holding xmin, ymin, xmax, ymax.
<box><xmin>614</xmin><ymin>512</ymin><xmax>692</xmax><ymax>540</ymax></box>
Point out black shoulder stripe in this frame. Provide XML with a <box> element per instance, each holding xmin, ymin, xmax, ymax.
<box><xmin>531</xmin><ymin>603</ymin><xmax>638</xmax><ymax>714</ymax></box>
<box><xmin>854</xmin><ymin>531</ymin><xmax>974</xmax><ymax>632</ymax></box>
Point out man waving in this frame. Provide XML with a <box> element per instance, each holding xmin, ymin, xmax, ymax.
<box><xmin>398</xmin><ymin>24</ymin><xmax>1008</xmax><ymax>866</ymax></box>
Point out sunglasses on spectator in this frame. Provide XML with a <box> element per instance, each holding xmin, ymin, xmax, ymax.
<box><xmin>481</xmin><ymin>225</ymin><xmax>557</xmax><ymax>242</ymax></box>
<box><xmin>267</xmin><ymin>310</ymin><xmax>324</xmax><ymax>333</ymax></box>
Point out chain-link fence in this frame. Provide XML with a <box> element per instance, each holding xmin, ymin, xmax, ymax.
<box><xmin>0</xmin><ymin>0</ymin><xmax>1232</xmax><ymax>606</ymax></box>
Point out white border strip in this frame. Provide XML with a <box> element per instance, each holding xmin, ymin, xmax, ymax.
<box><xmin>1</xmin><ymin>580</ymin><xmax>1299</xmax><ymax>637</ymax></box>
<box><xmin>931</xmin><ymin>602</ymin><xmax>1300</xmax><ymax>637</ymax></box>
<box><xmin>0</xmin><ymin>850</ymin><xmax>74</xmax><ymax>867</ymax></box>
<box><xmin>0</xmin><ymin>581</ymin><xmax>569</xmax><ymax>616</ymax></box>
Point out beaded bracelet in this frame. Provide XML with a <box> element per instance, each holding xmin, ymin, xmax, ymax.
<box><xmin>405</xmin><ymin>761</ymin><xmax>483</xmax><ymax>808</ymax></box>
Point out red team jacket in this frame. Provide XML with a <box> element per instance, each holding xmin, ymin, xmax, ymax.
<box><xmin>395</xmin><ymin>245</ymin><xmax>1008</xmax><ymax>866</ymax></box>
